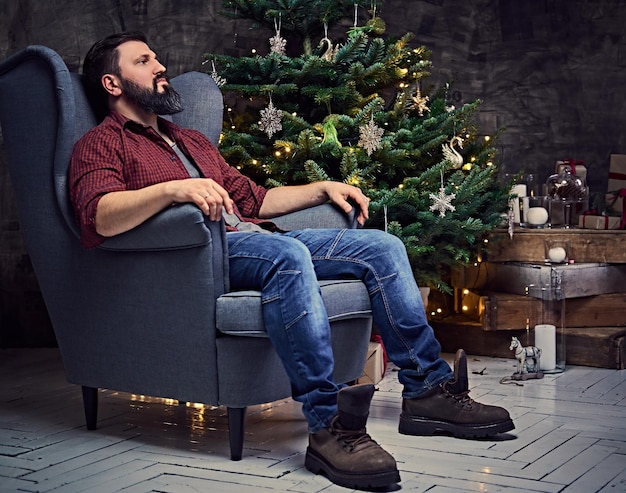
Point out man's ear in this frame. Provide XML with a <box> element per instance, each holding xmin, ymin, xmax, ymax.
<box><xmin>102</xmin><ymin>74</ymin><xmax>122</xmax><ymax>96</ymax></box>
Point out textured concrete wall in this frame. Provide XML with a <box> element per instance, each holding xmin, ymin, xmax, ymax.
<box><xmin>1</xmin><ymin>0</ymin><xmax>625</xmax><ymax>345</ymax></box>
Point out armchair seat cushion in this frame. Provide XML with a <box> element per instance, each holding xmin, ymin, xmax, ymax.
<box><xmin>216</xmin><ymin>279</ymin><xmax>371</xmax><ymax>337</ymax></box>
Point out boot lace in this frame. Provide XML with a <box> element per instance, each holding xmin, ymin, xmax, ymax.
<box><xmin>330</xmin><ymin>416</ymin><xmax>376</xmax><ymax>452</ymax></box>
<box><xmin>443</xmin><ymin>385</ymin><xmax>475</xmax><ymax>410</ymax></box>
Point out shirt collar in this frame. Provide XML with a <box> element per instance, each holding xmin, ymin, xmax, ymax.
<box><xmin>107</xmin><ymin>111</ymin><xmax>178</xmax><ymax>134</ymax></box>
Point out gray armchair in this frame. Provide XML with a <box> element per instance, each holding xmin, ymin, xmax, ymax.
<box><xmin>0</xmin><ymin>46</ymin><xmax>372</xmax><ymax>460</ymax></box>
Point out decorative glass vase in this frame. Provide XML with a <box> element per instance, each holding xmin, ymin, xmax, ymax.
<box><xmin>545</xmin><ymin>166</ymin><xmax>588</xmax><ymax>228</ymax></box>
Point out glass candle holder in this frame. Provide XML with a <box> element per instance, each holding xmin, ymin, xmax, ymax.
<box><xmin>526</xmin><ymin>283</ymin><xmax>566</xmax><ymax>373</ymax></box>
<box><xmin>521</xmin><ymin>195</ymin><xmax>549</xmax><ymax>228</ymax></box>
<box><xmin>544</xmin><ymin>238</ymin><xmax>570</xmax><ymax>264</ymax></box>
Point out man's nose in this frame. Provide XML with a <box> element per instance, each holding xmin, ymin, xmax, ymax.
<box><xmin>155</xmin><ymin>60</ymin><xmax>166</xmax><ymax>74</ymax></box>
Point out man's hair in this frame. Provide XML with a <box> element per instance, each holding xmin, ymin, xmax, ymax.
<box><xmin>82</xmin><ymin>31</ymin><xmax>149</xmax><ymax>119</ymax></box>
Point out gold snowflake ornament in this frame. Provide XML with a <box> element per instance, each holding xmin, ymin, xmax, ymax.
<box><xmin>411</xmin><ymin>87</ymin><xmax>430</xmax><ymax>116</ymax></box>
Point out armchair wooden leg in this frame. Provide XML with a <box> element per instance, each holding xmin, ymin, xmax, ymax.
<box><xmin>227</xmin><ymin>407</ymin><xmax>247</xmax><ymax>461</ymax></box>
<box><xmin>82</xmin><ymin>386</ymin><xmax>98</xmax><ymax>430</ymax></box>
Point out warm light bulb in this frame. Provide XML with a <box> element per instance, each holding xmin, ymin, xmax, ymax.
<box><xmin>274</xmin><ymin>151</ymin><xmax>281</xmax><ymax>157</ymax></box>
<box><xmin>463</xmin><ymin>289</ymin><xmax>469</xmax><ymax>295</ymax></box>
<box><xmin>484</xmin><ymin>135</ymin><xmax>491</xmax><ymax>142</ymax></box>
<box><xmin>462</xmin><ymin>305</ymin><xmax>468</xmax><ymax>311</ymax></box>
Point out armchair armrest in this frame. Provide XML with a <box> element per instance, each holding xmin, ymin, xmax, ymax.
<box><xmin>98</xmin><ymin>204</ymin><xmax>217</xmax><ymax>252</ymax></box>
<box><xmin>271</xmin><ymin>203</ymin><xmax>361</xmax><ymax>231</ymax></box>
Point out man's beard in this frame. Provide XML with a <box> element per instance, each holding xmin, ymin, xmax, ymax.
<box><xmin>120</xmin><ymin>75</ymin><xmax>183</xmax><ymax>115</ymax></box>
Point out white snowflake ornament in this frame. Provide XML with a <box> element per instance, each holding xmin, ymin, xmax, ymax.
<box><xmin>358</xmin><ymin>116</ymin><xmax>384</xmax><ymax>156</ymax></box>
<box><xmin>259</xmin><ymin>98</ymin><xmax>282</xmax><ymax>138</ymax></box>
<box><xmin>429</xmin><ymin>186</ymin><xmax>456</xmax><ymax>217</ymax></box>
<box><xmin>270</xmin><ymin>16</ymin><xmax>287</xmax><ymax>55</ymax></box>
<box><xmin>269</xmin><ymin>33</ymin><xmax>287</xmax><ymax>55</ymax></box>
<box><xmin>429</xmin><ymin>170</ymin><xmax>456</xmax><ymax>217</ymax></box>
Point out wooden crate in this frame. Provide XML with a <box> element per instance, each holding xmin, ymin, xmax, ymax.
<box><xmin>486</xmin><ymin>228</ymin><xmax>626</xmax><ymax>264</ymax></box>
<box><xmin>431</xmin><ymin>317</ymin><xmax>626</xmax><ymax>369</ymax></box>
<box><xmin>452</xmin><ymin>262</ymin><xmax>626</xmax><ymax>299</ymax></box>
<box><xmin>475</xmin><ymin>291</ymin><xmax>626</xmax><ymax>331</ymax></box>
<box><xmin>566</xmin><ymin>327</ymin><xmax>626</xmax><ymax>369</ymax></box>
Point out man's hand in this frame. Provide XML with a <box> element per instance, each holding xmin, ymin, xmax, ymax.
<box><xmin>322</xmin><ymin>181</ymin><xmax>370</xmax><ymax>226</ymax></box>
<box><xmin>96</xmin><ymin>178</ymin><xmax>235</xmax><ymax>238</ymax></box>
<box><xmin>166</xmin><ymin>178</ymin><xmax>234</xmax><ymax>222</ymax></box>
<box><xmin>259</xmin><ymin>180</ymin><xmax>370</xmax><ymax>225</ymax></box>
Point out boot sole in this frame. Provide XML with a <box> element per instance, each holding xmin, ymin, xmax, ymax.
<box><xmin>304</xmin><ymin>447</ymin><xmax>401</xmax><ymax>489</ymax></box>
<box><xmin>398</xmin><ymin>414</ymin><xmax>515</xmax><ymax>438</ymax></box>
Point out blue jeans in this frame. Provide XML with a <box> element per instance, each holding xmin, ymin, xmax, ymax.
<box><xmin>227</xmin><ymin>228</ymin><xmax>453</xmax><ymax>433</ymax></box>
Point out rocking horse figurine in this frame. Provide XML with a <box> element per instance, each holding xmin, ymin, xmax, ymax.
<box><xmin>509</xmin><ymin>336</ymin><xmax>544</xmax><ymax>380</ymax></box>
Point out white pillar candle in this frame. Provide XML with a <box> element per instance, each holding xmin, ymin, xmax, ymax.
<box><xmin>510</xmin><ymin>184</ymin><xmax>527</xmax><ymax>224</ymax></box>
<box><xmin>535</xmin><ymin>324</ymin><xmax>556</xmax><ymax>371</ymax></box>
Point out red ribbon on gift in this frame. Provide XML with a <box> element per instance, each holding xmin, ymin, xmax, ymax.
<box><xmin>606</xmin><ymin>188</ymin><xmax>626</xmax><ymax>229</ymax></box>
<box><xmin>560</xmin><ymin>158</ymin><xmax>584</xmax><ymax>176</ymax></box>
<box><xmin>609</xmin><ymin>170</ymin><xmax>626</xmax><ymax>181</ymax></box>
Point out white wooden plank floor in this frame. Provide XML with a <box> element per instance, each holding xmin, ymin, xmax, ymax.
<box><xmin>1</xmin><ymin>348</ymin><xmax>625</xmax><ymax>493</ymax></box>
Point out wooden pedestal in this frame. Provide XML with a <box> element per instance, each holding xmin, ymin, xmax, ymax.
<box><xmin>431</xmin><ymin>318</ymin><xmax>626</xmax><ymax>370</ymax></box>
<box><xmin>438</xmin><ymin>229</ymin><xmax>626</xmax><ymax>369</ymax></box>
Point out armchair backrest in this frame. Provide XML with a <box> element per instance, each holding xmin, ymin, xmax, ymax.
<box><xmin>0</xmin><ymin>46</ymin><xmax>227</xmax><ymax>403</ymax></box>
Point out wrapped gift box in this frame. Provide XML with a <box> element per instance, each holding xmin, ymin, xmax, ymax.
<box><xmin>607</xmin><ymin>154</ymin><xmax>626</xmax><ymax>213</ymax></box>
<box><xmin>357</xmin><ymin>342</ymin><xmax>385</xmax><ymax>385</ymax></box>
<box><xmin>578</xmin><ymin>214</ymin><xmax>621</xmax><ymax>230</ymax></box>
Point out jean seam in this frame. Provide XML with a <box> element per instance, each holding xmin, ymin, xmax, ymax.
<box><xmin>311</xmin><ymin>254</ymin><xmax>418</xmax><ymax>368</ymax></box>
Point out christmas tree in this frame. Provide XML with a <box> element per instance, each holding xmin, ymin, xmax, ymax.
<box><xmin>204</xmin><ymin>0</ymin><xmax>511</xmax><ymax>292</ymax></box>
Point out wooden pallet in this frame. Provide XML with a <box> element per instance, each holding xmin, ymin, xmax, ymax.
<box><xmin>474</xmin><ymin>291</ymin><xmax>626</xmax><ymax>331</ymax></box>
<box><xmin>486</xmin><ymin>228</ymin><xmax>626</xmax><ymax>263</ymax></box>
<box><xmin>452</xmin><ymin>261</ymin><xmax>626</xmax><ymax>299</ymax></box>
<box><xmin>431</xmin><ymin>317</ymin><xmax>626</xmax><ymax>369</ymax></box>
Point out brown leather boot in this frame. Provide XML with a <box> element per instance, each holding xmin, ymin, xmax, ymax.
<box><xmin>399</xmin><ymin>349</ymin><xmax>515</xmax><ymax>438</ymax></box>
<box><xmin>305</xmin><ymin>384</ymin><xmax>400</xmax><ymax>489</ymax></box>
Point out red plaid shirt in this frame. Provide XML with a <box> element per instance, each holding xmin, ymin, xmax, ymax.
<box><xmin>69</xmin><ymin>111</ymin><xmax>268</xmax><ymax>248</ymax></box>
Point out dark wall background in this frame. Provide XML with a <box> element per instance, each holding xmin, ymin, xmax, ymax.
<box><xmin>1</xmin><ymin>0</ymin><xmax>625</xmax><ymax>346</ymax></box>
